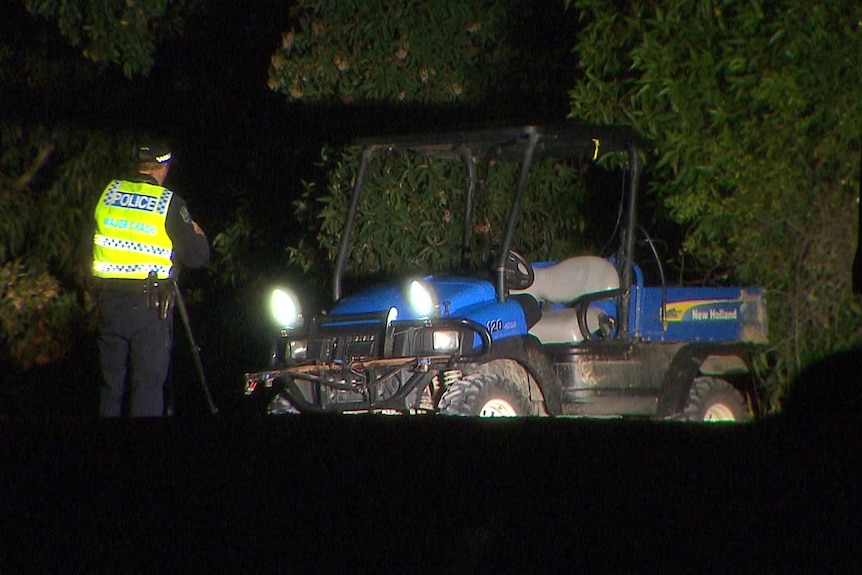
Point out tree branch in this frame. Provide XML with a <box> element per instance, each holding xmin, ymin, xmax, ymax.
<box><xmin>12</xmin><ymin>144</ymin><xmax>55</xmax><ymax>191</ymax></box>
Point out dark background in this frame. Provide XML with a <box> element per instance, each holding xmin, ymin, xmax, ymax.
<box><xmin>2</xmin><ymin>347</ymin><xmax>860</xmax><ymax>571</ymax></box>
<box><xmin>2</xmin><ymin>3</ymin><xmax>859</xmax><ymax>570</ymax></box>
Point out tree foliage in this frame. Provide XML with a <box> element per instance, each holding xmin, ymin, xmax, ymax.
<box><xmin>287</xmin><ymin>147</ymin><xmax>589</xmax><ymax>286</ymax></box>
<box><xmin>267</xmin><ymin>0</ymin><xmax>512</xmax><ymax>104</ymax></box>
<box><xmin>568</xmin><ymin>0</ymin><xmax>862</xmax><ymax>393</ymax></box>
<box><xmin>265</xmin><ymin>1</ymin><xmax>592</xmax><ymax>294</ymax></box>
<box><xmin>23</xmin><ymin>0</ymin><xmax>196</xmax><ymax>77</ymax></box>
<box><xmin>0</xmin><ymin>121</ymin><xmax>137</xmax><ymax>369</ymax></box>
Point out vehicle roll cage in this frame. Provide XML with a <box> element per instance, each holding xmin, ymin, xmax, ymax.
<box><xmin>333</xmin><ymin>124</ymin><xmax>647</xmax><ymax>339</ymax></box>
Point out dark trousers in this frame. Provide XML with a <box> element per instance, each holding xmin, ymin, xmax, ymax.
<box><xmin>98</xmin><ymin>292</ymin><xmax>172</xmax><ymax>417</ymax></box>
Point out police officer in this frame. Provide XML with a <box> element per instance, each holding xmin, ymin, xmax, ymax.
<box><xmin>91</xmin><ymin>143</ymin><xmax>210</xmax><ymax>417</ymax></box>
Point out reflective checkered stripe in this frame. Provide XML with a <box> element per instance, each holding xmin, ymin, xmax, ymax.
<box><xmin>93</xmin><ymin>262</ymin><xmax>173</xmax><ymax>278</ymax></box>
<box><xmin>94</xmin><ymin>235</ymin><xmax>173</xmax><ymax>258</ymax></box>
<box><xmin>93</xmin><ymin>180</ymin><xmax>175</xmax><ymax>280</ymax></box>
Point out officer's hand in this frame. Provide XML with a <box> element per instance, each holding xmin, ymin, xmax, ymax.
<box><xmin>192</xmin><ymin>220</ymin><xmax>205</xmax><ymax>236</ymax></box>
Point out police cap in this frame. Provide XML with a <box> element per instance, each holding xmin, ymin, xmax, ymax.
<box><xmin>136</xmin><ymin>143</ymin><xmax>172</xmax><ymax>165</ymax></box>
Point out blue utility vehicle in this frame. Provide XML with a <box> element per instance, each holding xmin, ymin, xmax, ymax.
<box><xmin>244</xmin><ymin>124</ymin><xmax>768</xmax><ymax>420</ymax></box>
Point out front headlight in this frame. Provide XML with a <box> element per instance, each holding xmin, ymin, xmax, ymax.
<box><xmin>270</xmin><ymin>287</ymin><xmax>304</xmax><ymax>330</ymax></box>
<box><xmin>408</xmin><ymin>279</ymin><xmax>439</xmax><ymax>319</ymax></box>
<box><xmin>432</xmin><ymin>329</ymin><xmax>461</xmax><ymax>352</ymax></box>
<box><xmin>287</xmin><ymin>339</ymin><xmax>307</xmax><ymax>359</ymax></box>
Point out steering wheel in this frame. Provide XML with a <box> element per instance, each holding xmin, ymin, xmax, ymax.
<box><xmin>503</xmin><ymin>250</ymin><xmax>535</xmax><ymax>290</ymax></box>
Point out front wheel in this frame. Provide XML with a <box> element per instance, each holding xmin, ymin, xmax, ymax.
<box><xmin>438</xmin><ymin>373</ymin><xmax>531</xmax><ymax>417</ymax></box>
<box><xmin>267</xmin><ymin>391</ymin><xmax>300</xmax><ymax>415</ymax></box>
<box><xmin>682</xmin><ymin>376</ymin><xmax>750</xmax><ymax>422</ymax></box>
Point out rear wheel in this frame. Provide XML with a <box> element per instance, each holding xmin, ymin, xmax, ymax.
<box><xmin>683</xmin><ymin>376</ymin><xmax>750</xmax><ymax>422</ymax></box>
<box><xmin>438</xmin><ymin>373</ymin><xmax>531</xmax><ymax>417</ymax></box>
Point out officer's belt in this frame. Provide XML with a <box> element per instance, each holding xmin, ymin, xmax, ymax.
<box><xmin>93</xmin><ymin>278</ymin><xmax>158</xmax><ymax>294</ymax></box>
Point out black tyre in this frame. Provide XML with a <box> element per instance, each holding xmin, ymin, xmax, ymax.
<box><xmin>267</xmin><ymin>391</ymin><xmax>300</xmax><ymax>415</ymax></box>
<box><xmin>682</xmin><ymin>376</ymin><xmax>750</xmax><ymax>422</ymax></box>
<box><xmin>438</xmin><ymin>373</ymin><xmax>531</xmax><ymax>417</ymax></box>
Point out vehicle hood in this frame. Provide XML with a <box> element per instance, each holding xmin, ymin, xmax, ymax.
<box><xmin>329</xmin><ymin>275</ymin><xmax>496</xmax><ymax>320</ymax></box>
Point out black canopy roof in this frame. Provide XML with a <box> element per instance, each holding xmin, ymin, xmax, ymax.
<box><xmin>355</xmin><ymin>123</ymin><xmax>648</xmax><ymax>162</ymax></box>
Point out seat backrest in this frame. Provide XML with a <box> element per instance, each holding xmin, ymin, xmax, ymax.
<box><xmin>512</xmin><ymin>256</ymin><xmax>620</xmax><ymax>304</ymax></box>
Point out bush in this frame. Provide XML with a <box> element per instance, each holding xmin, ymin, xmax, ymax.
<box><xmin>0</xmin><ymin>261</ymin><xmax>95</xmax><ymax>371</ymax></box>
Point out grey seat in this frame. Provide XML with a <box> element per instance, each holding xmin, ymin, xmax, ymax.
<box><xmin>512</xmin><ymin>256</ymin><xmax>620</xmax><ymax>343</ymax></box>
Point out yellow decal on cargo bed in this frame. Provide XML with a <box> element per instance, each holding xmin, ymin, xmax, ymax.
<box><xmin>664</xmin><ymin>300</ymin><xmax>740</xmax><ymax>322</ymax></box>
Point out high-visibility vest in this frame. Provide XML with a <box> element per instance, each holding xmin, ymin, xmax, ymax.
<box><xmin>92</xmin><ymin>179</ymin><xmax>175</xmax><ymax>280</ymax></box>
